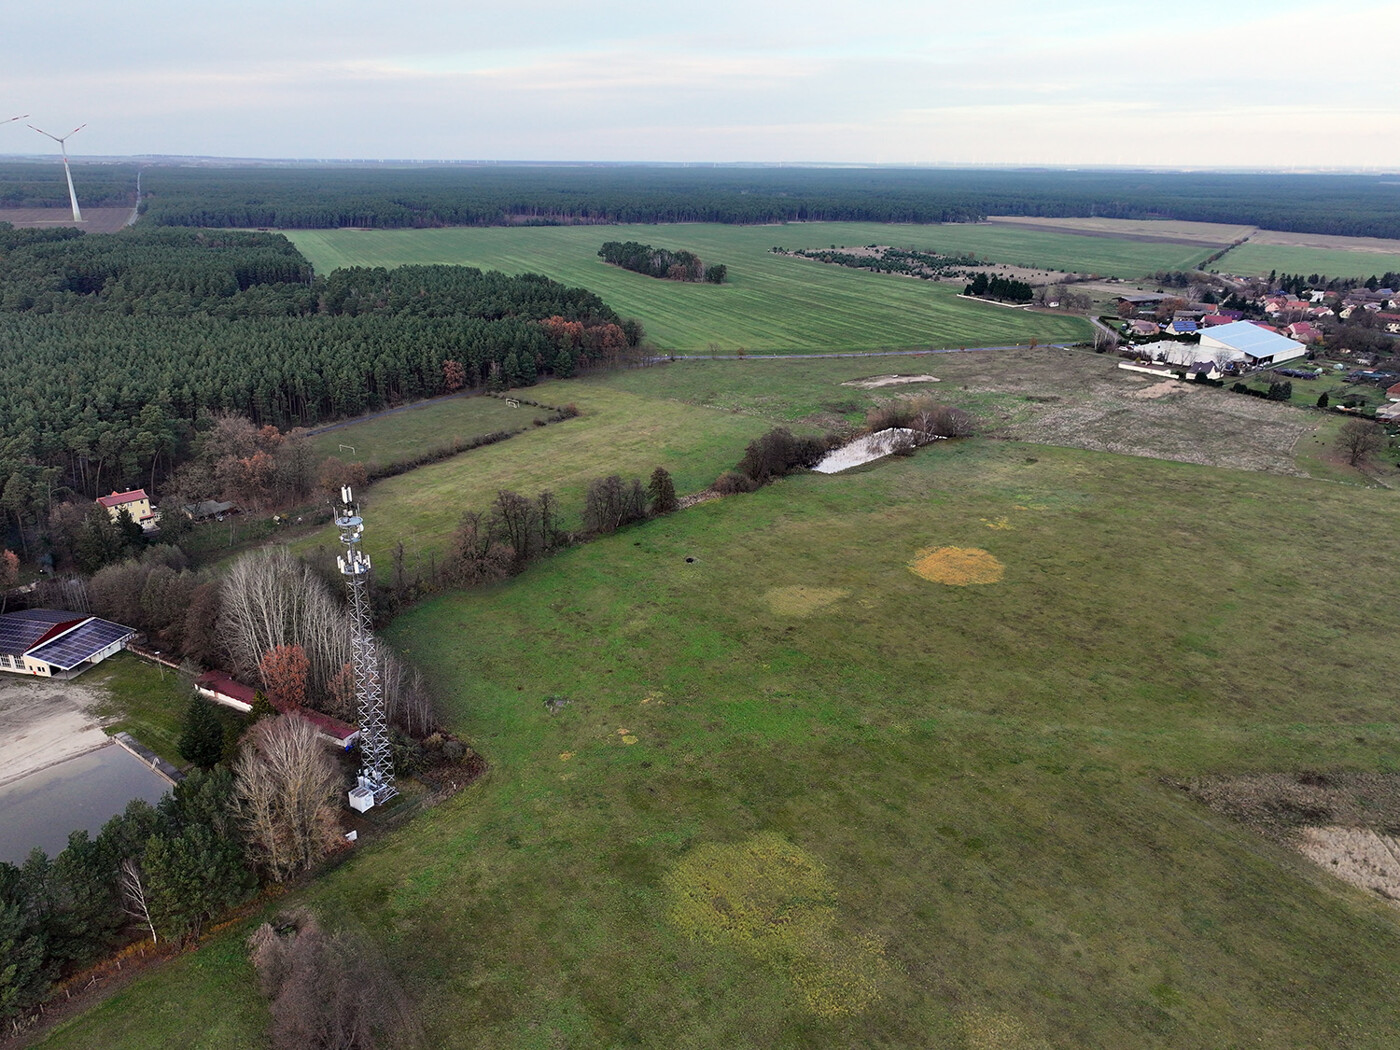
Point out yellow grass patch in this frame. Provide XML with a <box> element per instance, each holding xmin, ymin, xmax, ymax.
<box><xmin>981</xmin><ymin>516</ymin><xmax>1012</xmax><ymax>530</ymax></box>
<box><xmin>616</xmin><ymin>728</ymin><xmax>639</xmax><ymax>745</ymax></box>
<box><xmin>909</xmin><ymin>546</ymin><xmax>1005</xmax><ymax>585</ymax></box>
<box><xmin>763</xmin><ymin>585</ymin><xmax>850</xmax><ymax>617</ymax></box>
<box><xmin>960</xmin><ymin>1010</ymin><xmax>1051</xmax><ymax>1049</ymax></box>
<box><xmin>664</xmin><ymin>832</ymin><xmax>892</xmax><ymax>1018</ymax></box>
<box><xmin>559</xmin><ymin>751</ymin><xmax>575</xmax><ymax>761</ymax></box>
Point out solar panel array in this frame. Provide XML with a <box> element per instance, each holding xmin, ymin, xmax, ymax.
<box><xmin>0</xmin><ymin>613</ymin><xmax>75</xmax><ymax>658</ymax></box>
<box><xmin>27</xmin><ymin>619</ymin><xmax>134</xmax><ymax>670</ymax></box>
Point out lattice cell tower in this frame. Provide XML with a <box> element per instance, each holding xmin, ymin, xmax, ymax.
<box><xmin>337</xmin><ymin>486</ymin><xmax>397</xmax><ymax>812</ymax></box>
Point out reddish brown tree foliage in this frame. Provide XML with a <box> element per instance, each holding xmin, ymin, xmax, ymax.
<box><xmin>260</xmin><ymin>644</ymin><xmax>311</xmax><ymax>708</ymax></box>
<box><xmin>442</xmin><ymin>358</ymin><xmax>467</xmax><ymax>393</ymax></box>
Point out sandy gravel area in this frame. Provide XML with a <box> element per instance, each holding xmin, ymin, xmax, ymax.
<box><xmin>0</xmin><ymin>677</ymin><xmax>112</xmax><ymax>787</ymax></box>
<box><xmin>813</xmin><ymin>428</ymin><xmax>922</xmax><ymax>473</ymax></box>
<box><xmin>843</xmin><ymin>374</ymin><xmax>940</xmax><ymax>389</ymax></box>
<box><xmin>1296</xmin><ymin>826</ymin><xmax>1400</xmax><ymax>904</ymax></box>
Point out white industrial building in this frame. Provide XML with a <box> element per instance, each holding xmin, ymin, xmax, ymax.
<box><xmin>1199</xmin><ymin>321</ymin><xmax>1308</xmax><ymax>367</ymax></box>
<box><xmin>1139</xmin><ymin>321</ymin><xmax>1308</xmax><ymax>371</ymax></box>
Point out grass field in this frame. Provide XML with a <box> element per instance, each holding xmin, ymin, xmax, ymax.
<box><xmin>286</xmin><ymin>347</ymin><xmax>1367</xmax><ymax>575</ymax></box>
<box><xmin>283</xmin><ymin>223</ymin><xmax>1178</xmax><ymax>352</ymax></box>
<box><xmin>43</xmin><ymin>434</ymin><xmax>1400</xmax><ymax>1049</ymax></box>
<box><xmin>1212</xmin><ymin>241</ymin><xmax>1400</xmax><ymax>280</ymax></box>
<box><xmin>85</xmin><ymin>653</ymin><xmax>244</xmax><ymax>766</ymax></box>
<box><xmin>305</xmin><ymin>392</ymin><xmax>543</xmax><ymax>473</ymax></box>
<box><xmin>290</xmin><ymin>378</ymin><xmax>782</xmax><ymax>569</ymax></box>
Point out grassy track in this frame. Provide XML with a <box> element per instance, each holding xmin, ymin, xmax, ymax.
<box><xmin>305</xmin><ymin>393</ymin><xmax>540</xmax><ymax>473</ymax></box>
<box><xmin>1212</xmin><ymin>241</ymin><xmax>1400</xmax><ymax>279</ymax></box>
<box><xmin>45</xmin><ymin>438</ymin><xmax>1400</xmax><ymax>1049</ymax></box>
<box><xmin>285</xmin><ymin>224</ymin><xmax>1145</xmax><ymax>352</ymax></box>
<box><xmin>290</xmin><ymin>378</ymin><xmax>780</xmax><ymax>568</ymax></box>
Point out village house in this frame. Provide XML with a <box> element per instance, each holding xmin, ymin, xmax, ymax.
<box><xmin>97</xmin><ymin>489</ymin><xmax>159</xmax><ymax>532</ymax></box>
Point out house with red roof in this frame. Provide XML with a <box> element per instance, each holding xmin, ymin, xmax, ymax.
<box><xmin>97</xmin><ymin>489</ymin><xmax>159</xmax><ymax>533</ymax></box>
<box><xmin>1286</xmin><ymin>322</ymin><xmax>1322</xmax><ymax>344</ymax></box>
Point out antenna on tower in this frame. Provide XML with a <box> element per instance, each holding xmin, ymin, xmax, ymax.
<box><xmin>28</xmin><ymin>123</ymin><xmax>86</xmax><ymax>222</ymax></box>
<box><xmin>337</xmin><ymin>486</ymin><xmax>397</xmax><ymax>812</ymax></box>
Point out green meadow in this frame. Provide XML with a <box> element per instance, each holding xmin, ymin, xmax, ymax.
<box><xmin>305</xmin><ymin>394</ymin><xmax>538</xmax><ymax>474</ymax></box>
<box><xmin>283</xmin><ymin>223</ymin><xmax>1172</xmax><ymax>352</ymax></box>
<box><xmin>43</xmin><ymin>431</ymin><xmax>1400</xmax><ymax>1049</ymax></box>
<box><xmin>1213</xmin><ymin>242</ymin><xmax>1400</xmax><ymax>280</ymax></box>
<box><xmin>292</xmin><ymin>379</ymin><xmax>782</xmax><ymax>568</ymax></box>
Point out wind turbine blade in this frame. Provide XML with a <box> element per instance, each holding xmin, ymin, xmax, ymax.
<box><xmin>28</xmin><ymin>125</ymin><xmax>61</xmax><ymax>143</ymax></box>
<box><xmin>5</xmin><ymin>114</ymin><xmax>28</xmax><ymax>124</ymax></box>
<box><xmin>68</xmin><ymin>125</ymin><xmax>86</xmax><ymax>138</ymax></box>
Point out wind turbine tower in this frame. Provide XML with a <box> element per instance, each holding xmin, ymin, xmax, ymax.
<box><xmin>28</xmin><ymin>123</ymin><xmax>86</xmax><ymax>222</ymax></box>
<box><xmin>336</xmin><ymin>486</ymin><xmax>397</xmax><ymax>812</ymax></box>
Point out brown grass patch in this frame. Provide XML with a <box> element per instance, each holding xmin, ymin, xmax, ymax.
<box><xmin>909</xmin><ymin>546</ymin><xmax>1004</xmax><ymax>585</ymax></box>
<box><xmin>763</xmin><ymin>585</ymin><xmax>849</xmax><ymax>617</ymax></box>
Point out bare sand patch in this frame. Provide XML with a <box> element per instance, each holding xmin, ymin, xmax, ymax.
<box><xmin>764</xmin><ymin>585</ymin><xmax>849</xmax><ymax>617</ymax></box>
<box><xmin>1129</xmin><ymin>380</ymin><xmax>1185</xmax><ymax>400</ymax></box>
<box><xmin>1296</xmin><ymin>826</ymin><xmax>1400</xmax><ymax>904</ymax></box>
<box><xmin>909</xmin><ymin>547</ymin><xmax>1004</xmax><ymax>585</ymax></box>
<box><xmin>0</xmin><ymin>677</ymin><xmax>113</xmax><ymax>787</ymax></box>
<box><xmin>843</xmin><ymin>374</ymin><xmax>941</xmax><ymax>389</ymax></box>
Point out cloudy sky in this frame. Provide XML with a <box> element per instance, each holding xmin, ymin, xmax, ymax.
<box><xmin>4</xmin><ymin>0</ymin><xmax>1397</xmax><ymax>168</ymax></box>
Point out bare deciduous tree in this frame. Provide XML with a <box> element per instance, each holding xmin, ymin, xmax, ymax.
<box><xmin>1338</xmin><ymin>418</ymin><xmax>1385</xmax><ymax>467</ymax></box>
<box><xmin>234</xmin><ymin>715</ymin><xmax>342</xmax><ymax>882</ymax></box>
<box><xmin>119</xmin><ymin>858</ymin><xmax>157</xmax><ymax>945</ymax></box>
<box><xmin>249</xmin><ymin>908</ymin><xmax>421</xmax><ymax>1050</ymax></box>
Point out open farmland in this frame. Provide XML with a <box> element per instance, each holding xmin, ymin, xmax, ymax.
<box><xmin>41</xmin><ymin>433</ymin><xmax>1400</xmax><ymax>1050</ymax></box>
<box><xmin>986</xmin><ymin>215</ymin><xmax>1254</xmax><ymax>245</ymax></box>
<box><xmin>1212</xmin><ymin>238</ymin><xmax>1400</xmax><ymax>280</ymax></box>
<box><xmin>287</xmin><ymin>222</ymin><xmax>1203</xmax><ymax>352</ymax></box>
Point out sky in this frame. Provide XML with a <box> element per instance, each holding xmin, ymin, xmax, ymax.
<box><xmin>4</xmin><ymin>0</ymin><xmax>1399</xmax><ymax>169</ymax></box>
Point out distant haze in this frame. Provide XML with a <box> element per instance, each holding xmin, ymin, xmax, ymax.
<box><xmin>5</xmin><ymin>0</ymin><xmax>1398</xmax><ymax>169</ymax></box>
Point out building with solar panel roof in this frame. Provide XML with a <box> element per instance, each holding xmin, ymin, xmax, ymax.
<box><xmin>0</xmin><ymin>609</ymin><xmax>136</xmax><ymax>677</ymax></box>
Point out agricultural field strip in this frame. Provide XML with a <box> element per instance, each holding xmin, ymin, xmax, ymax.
<box><xmin>290</xmin><ymin>223</ymin><xmax>1187</xmax><ymax>351</ymax></box>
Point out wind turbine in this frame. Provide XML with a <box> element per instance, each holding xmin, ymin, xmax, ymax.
<box><xmin>4</xmin><ymin>114</ymin><xmax>28</xmax><ymax>127</ymax></box>
<box><xmin>28</xmin><ymin>123</ymin><xmax>86</xmax><ymax>222</ymax></box>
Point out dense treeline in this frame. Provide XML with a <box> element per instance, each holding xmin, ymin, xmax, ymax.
<box><xmin>0</xmin><ymin>769</ymin><xmax>255</xmax><ymax>1022</ymax></box>
<box><xmin>4</xmin><ymin>163</ymin><xmax>1392</xmax><ymax>239</ymax></box>
<box><xmin>6</xmin><ymin>162</ymin><xmax>1400</xmax><ymax>237</ymax></box>
<box><xmin>782</xmin><ymin>245</ymin><xmax>977</xmax><ymax>278</ymax></box>
<box><xmin>0</xmin><ymin>161</ymin><xmax>140</xmax><ymax>209</ymax></box>
<box><xmin>597</xmin><ymin>240</ymin><xmax>725</xmax><ymax>283</ymax></box>
<box><xmin>963</xmin><ymin>272</ymin><xmax>1033</xmax><ymax>303</ymax></box>
<box><xmin>0</xmin><ymin>227</ymin><xmax>636</xmax><ymax>557</ymax></box>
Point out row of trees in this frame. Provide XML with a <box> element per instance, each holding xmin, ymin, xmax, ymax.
<box><xmin>597</xmin><ymin>241</ymin><xmax>726</xmax><ymax>283</ymax></box>
<box><xmin>783</xmin><ymin>245</ymin><xmax>977</xmax><ymax>279</ymax></box>
<box><xmin>443</xmin><ymin>470</ymin><xmax>677</xmax><ymax>588</ymax></box>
